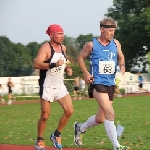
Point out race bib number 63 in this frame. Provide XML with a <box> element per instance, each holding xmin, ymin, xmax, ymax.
<box><xmin>99</xmin><ymin>61</ymin><xmax>115</xmax><ymax>74</ymax></box>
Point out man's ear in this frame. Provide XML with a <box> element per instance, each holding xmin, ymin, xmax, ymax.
<box><xmin>50</xmin><ymin>33</ymin><xmax>54</xmax><ymax>39</ymax></box>
<box><xmin>100</xmin><ymin>27</ymin><xmax>104</xmax><ymax>33</ymax></box>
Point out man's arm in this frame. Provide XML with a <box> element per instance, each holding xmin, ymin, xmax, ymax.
<box><xmin>114</xmin><ymin>39</ymin><xmax>125</xmax><ymax>75</ymax></box>
<box><xmin>77</xmin><ymin>41</ymin><xmax>93</xmax><ymax>83</ymax></box>
<box><xmin>34</xmin><ymin>43</ymin><xmax>50</xmax><ymax>69</ymax></box>
<box><xmin>77</xmin><ymin>42</ymin><xmax>93</xmax><ymax>75</ymax></box>
<box><xmin>62</xmin><ymin>45</ymin><xmax>73</xmax><ymax>76</ymax></box>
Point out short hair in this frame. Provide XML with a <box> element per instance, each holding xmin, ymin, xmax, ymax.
<box><xmin>100</xmin><ymin>18</ymin><xmax>117</xmax><ymax>27</ymax></box>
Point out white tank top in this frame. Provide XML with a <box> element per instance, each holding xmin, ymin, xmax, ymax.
<box><xmin>43</xmin><ymin>52</ymin><xmax>66</xmax><ymax>88</ymax></box>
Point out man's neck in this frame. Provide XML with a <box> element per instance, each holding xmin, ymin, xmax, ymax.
<box><xmin>50</xmin><ymin>40</ymin><xmax>62</xmax><ymax>52</ymax></box>
<box><xmin>50</xmin><ymin>40</ymin><xmax>60</xmax><ymax>48</ymax></box>
<box><xmin>99</xmin><ymin>36</ymin><xmax>110</xmax><ymax>46</ymax></box>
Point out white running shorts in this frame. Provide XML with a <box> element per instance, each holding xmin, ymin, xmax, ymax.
<box><xmin>42</xmin><ymin>84</ymin><xmax>69</xmax><ymax>102</ymax></box>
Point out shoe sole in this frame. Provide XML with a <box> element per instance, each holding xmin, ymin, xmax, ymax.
<box><xmin>34</xmin><ymin>145</ymin><xmax>46</xmax><ymax>150</ymax></box>
<box><xmin>73</xmin><ymin>122</ymin><xmax>81</xmax><ymax>147</ymax></box>
<box><xmin>50</xmin><ymin>136</ymin><xmax>62</xmax><ymax>150</ymax></box>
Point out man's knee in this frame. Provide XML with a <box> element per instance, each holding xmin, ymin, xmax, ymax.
<box><xmin>40</xmin><ymin>111</ymin><xmax>50</xmax><ymax>121</ymax></box>
<box><xmin>96</xmin><ymin>117</ymin><xmax>105</xmax><ymax>124</ymax></box>
<box><xmin>64</xmin><ymin>108</ymin><xmax>74</xmax><ymax>116</ymax></box>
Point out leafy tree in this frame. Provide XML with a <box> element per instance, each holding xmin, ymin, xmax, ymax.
<box><xmin>63</xmin><ymin>36</ymin><xmax>78</xmax><ymax>61</ymax></box>
<box><xmin>63</xmin><ymin>35</ymin><xmax>76</xmax><ymax>47</ymax></box>
<box><xmin>144</xmin><ymin>7</ymin><xmax>150</xmax><ymax>35</ymax></box>
<box><xmin>0</xmin><ymin>36</ymin><xmax>33</xmax><ymax>77</ymax></box>
<box><xmin>26</xmin><ymin>42</ymin><xmax>40</xmax><ymax>61</ymax></box>
<box><xmin>106</xmin><ymin>0</ymin><xmax>150</xmax><ymax>72</ymax></box>
<box><xmin>76</xmin><ymin>34</ymin><xmax>93</xmax><ymax>50</ymax></box>
<box><xmin>12</xmin><ymin>43</ymin><xmax>33</xmax><ymax>76</ymax></box>
<box><xmin>0</xmin><ymin>34</ymin><xmax>92</xmax><ymax>77</ymax></box>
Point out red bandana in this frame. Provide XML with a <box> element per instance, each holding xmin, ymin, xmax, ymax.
<box><xmin>46</xmin><ymin>24</ymin><xmax>64</xmax><ymax>36</ymax></box>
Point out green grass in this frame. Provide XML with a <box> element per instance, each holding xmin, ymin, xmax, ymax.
<box><xmin>0</xmin><ymin>96</ymin><xmax>150</xmax><ymax>150</ymax></box>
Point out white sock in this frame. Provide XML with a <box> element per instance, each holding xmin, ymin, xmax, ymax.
<box><xmin>104</xmin><ymin>119</ymin><xmax>120</xmax><ymax>149</ymax></box>
<box><xmin>80</xmin><ymin>115</ymin><xmax>98</xmax><ymax>132</ymax></box>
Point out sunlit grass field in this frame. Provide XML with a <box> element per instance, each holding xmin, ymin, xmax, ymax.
<box><xmin>0</xmin><ymin>95</ymin><xmax>150</xmax><ymax>150</ymax></box>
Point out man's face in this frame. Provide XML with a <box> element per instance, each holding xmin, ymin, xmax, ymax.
<box><xmin>51</xmin><ymin>32</ymin><xmax>64</xmax><ymax>44</ymax></box>
<box><xmin>101</xmin><ymin>27</ymin><xmax>116</xmax><ymax>41</ymax></box>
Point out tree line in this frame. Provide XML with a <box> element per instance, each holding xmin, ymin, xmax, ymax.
<box><xmin>106</xmin><ymin>0</ymin><xmax>150</xmax><ymax>72</ymax></box>
<box><xmin>0</xmin><ymin>0</ymin><xmax>150</xmax><ymax>77</ymax></box>
<box><xmin>0</xmin><ymin>34</ymin><xmax>92</xmax><ymax>77</ymax></box>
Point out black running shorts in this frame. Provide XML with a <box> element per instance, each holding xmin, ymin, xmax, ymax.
<box><xmin>88</xmin><ymin>84</ymin><xmax>115</xmax><ymax>101</ymax></box>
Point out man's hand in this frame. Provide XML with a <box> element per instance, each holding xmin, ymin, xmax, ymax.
<box><xmin>56</xmin><ymin>59</ymin><xmax>64</xmax><ymax>67</ymax></box>
<box><xmin>84</xmin><ymin>72</ymin><xmax>94</xmax><ymax>84</ymax></box>
<box><xmin>119</xmin><ymin>64</ymin><xmax>125</xmax><ymax>75</ymax></box>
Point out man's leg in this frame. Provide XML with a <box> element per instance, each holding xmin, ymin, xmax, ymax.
<box><xmin>82</xmin><ymin>106</ymin><xmax>105</xmax><ymax>132</ymax></box>
<box><xmin>38</xmin><ymin>98</ymin><xmax>50</xmax><ymax>137</ymax></box>
<box><xmin>8</xmin><ymin>93</ymin><xmax>10</xmax><ymax>100</ymax></box>
<box><xmin>35</xmin><ymin>98</ymin><xmax>50</xmax><ymax>150</ymax></box>
<box><xmin>50</xmin><ymin>94</ymin><xmax>74</xmax><ymax>150</ymax></box>
<box><xmin>57</xmin><ymin>94</ymin><xmax>74</xmax><ymax>132</ymax></box>
<box><xmin>74</xmin><ymin>107</ymin><xmax>105</xmax><ymax>147</ymax></box>
<box><xmin>7</xmin><ymin>93</ymin><xmax>12</xmax><ymax>105</ymax></box>
<box><xmin>140</xmin><ymin>84</ymin><xmax>144</xmax><ymax>93</ymax></box>
<box><xmin>81</xmin><ymin>88</ymin><xmax>86</xmax><ymax>98</ymax></box>
<box><xmin>138</xmin><ymin>84</ymin><xmax>142</xmax><ymax>93</ymax></box>
<box><xmin>93</xmin><ymin>89</ymin><xmax>130</xmax><ymax>150</ymax></box>
<box><xmin>79</xmin><ymin>89</ymin><xmax>83</xmax><ymax>100</ymax></box>
<box><xmin>93</xmin><ymin>89</ymin><xmax>120</xmax><ymax>149</ymax></box>
<box><xmin>0</xmin><ymin>95</ymin><xmax>5</xmax><ymax>103</ymax></box>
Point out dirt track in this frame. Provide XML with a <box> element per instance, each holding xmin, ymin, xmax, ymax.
<box><xmin>0</xmin><ymin>144</ymin><xmax>100</xmax><ymax>150</ymax></box>
<box><xmin>1</xmin><ymin>92</ymin><xmax>150</xmax><ymax>106</ymax></box>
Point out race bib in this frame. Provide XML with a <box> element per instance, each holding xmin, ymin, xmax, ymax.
<box><xmin>99</xmin><ymin>61</ymin><xmax>115</xmax><ymax>74</ymax></box>
<box><xmin>50</xmin><ymin>66</ymin><xmax>64</xmax><ymax>74</ymax></box>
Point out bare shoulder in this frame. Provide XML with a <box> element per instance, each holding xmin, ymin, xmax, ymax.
<box><xmin>35</xmin><ymin>42</ymin><xmax>51</xmax><ymax>61</ymax></box>
<box><xmin>84</xmin><ymin>41</ymin><xmax>93</xmax><ymax>49</ymax></box>
<box><xmin>78</xmin><ymin>41</ymin><xmax>93</xmax><ymax>58</ymax></box>
<box><xmin>114</xmin><ymin>39</ymin><xmax>121</xmax><ymax>47</ymax></box>
<box><xmin>82</xmin><ymin>41</ymin><xmax>93</xmax><ymax>53</ymax></box>
<box><xmin>39</xmin><ymin>42</ymin><xmax>50</xmax><ymax>52</ymax></box>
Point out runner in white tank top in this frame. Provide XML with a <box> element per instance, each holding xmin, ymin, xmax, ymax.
<box><xmin>34</xmin><ymin>24</ymin><xmax>74</xmax><ymax>150</ymax></box>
